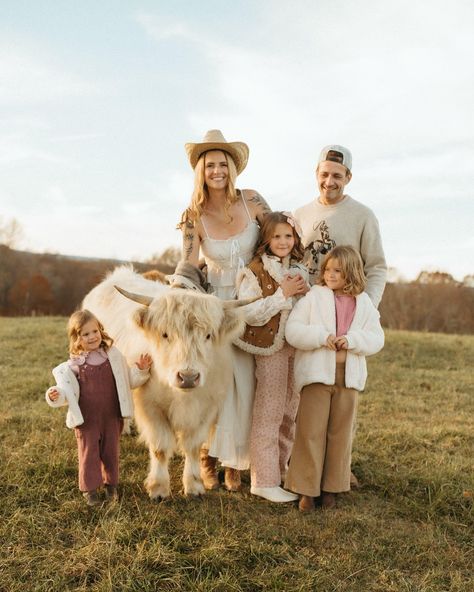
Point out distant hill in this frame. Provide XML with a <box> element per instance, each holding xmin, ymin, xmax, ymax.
<box><xmin>0</xmin><ymin>246</ymin><xmax>174</xmax><ymax>316</ymax></box>
<box><xmin>1</xmin><ymin>245</ymin><xmax>473</xmax><ymax>333</ymax></box>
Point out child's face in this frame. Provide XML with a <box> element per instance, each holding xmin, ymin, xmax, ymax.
<box><xmin>268</xmin><ymin>222</ymin><xmax>295</xmax><ymax>259</ymax></box>
<box><xmin>323</xmin><ymin>257</ymin><xmax>345</xmax><ymax>294</ymax></box>
<box><xmin>78</xmin><ymin>320</ymin><xmax>102</xmax><ymax>352</ymax></box>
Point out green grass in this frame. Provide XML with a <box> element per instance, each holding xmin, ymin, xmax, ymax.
<box><xmin>0</xmin><ymin>318</ymin><xmax>473</xmax><ymax>591</ymax></box>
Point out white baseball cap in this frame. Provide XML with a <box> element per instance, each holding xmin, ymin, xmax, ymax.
<box><xmin>318</xmin><ymin>145</ymin><xmax>352</xmax><ymax>171</ymax></box>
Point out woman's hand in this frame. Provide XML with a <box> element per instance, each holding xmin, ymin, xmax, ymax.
<box><xmin>137</xmin><ymin>354</ymin><xmax>153</xmax><ymax>370</ymax></box>
<box><xmin>281</xmin><ymin>274</ymin><xmax>308</xmax><ymax>298</ymax></box>
<box><xmin>47</xmin><ymin>387</ymin><xmax>60</xmax><ymax>402</ymax></box>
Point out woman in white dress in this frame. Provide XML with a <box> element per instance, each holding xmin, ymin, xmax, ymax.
<box><xmin>178</xmin><ymin>129</ymin><xmax>270</xmax><ymax>491</ymax></box>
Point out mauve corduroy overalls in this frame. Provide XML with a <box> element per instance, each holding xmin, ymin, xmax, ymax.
<box><xmin>74</xmin><ymin>358</ymin><xmax>123</xmax><ymax>492</ymax></box>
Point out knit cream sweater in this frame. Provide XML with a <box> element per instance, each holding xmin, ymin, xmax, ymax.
<box><xmin>294</xmin><ymin>195</ymin><xmax>387</xmax><ymax>307</ymax></box>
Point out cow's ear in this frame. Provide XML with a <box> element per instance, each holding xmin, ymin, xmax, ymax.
<box><xmin>220</xmin><ymin>308</ymin><xmax>245</xmax><ymax>342</ymax></box>
<box><xmin>134</xmin><ymin>306</ymin><xmax>148</xmax><ymax>329</ymax></box>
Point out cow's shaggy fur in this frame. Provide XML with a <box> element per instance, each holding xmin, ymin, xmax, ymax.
<box><xmin>83</xmin><ymin>266</ymin><xmax>245</xmax><ymax>498</ymax></box>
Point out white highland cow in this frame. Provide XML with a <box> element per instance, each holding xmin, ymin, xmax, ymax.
<box><xmin>82</xmin><ymin>266</ymin><xmax>247</xmax><ymax>499</ymax></box>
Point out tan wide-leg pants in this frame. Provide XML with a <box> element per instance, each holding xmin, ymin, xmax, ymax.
<box><xmin>285</xmin><ymin>363</ymin><xmax>358</xmax><ymax>497</ymax></box>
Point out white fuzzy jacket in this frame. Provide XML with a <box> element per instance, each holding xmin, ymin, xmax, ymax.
<box><xmin>285</xmin><ymin>285</ymin><xmax>384</xmax><ymax>392</ymax></box>
<box><xmin>234</xmin><ymin>253</ymin><xmax>309</xmax><ymax>356</ymax></box>
<box><xmin>45</xmin><ymin>346</ymin><xmax>150</xmax><ymax>428</ymax></box>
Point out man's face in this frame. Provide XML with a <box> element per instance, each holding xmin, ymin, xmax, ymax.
<box><xmin>316</xmin><ymin>160</ymin><xmax>351</xmax><ymax>205</ymax></box>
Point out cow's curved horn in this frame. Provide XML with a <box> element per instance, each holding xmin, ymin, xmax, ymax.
<box><xmin>222</xmin><ymin>296</ymin><xmax>261</xmax><ymax>309</ymax></box>
<box><xmin>114</xmin><ymin>285</ymin><xmax>153</xmax><ymax>306</ymax></box>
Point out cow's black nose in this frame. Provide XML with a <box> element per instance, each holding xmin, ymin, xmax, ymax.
<box><xmin>177</xmin><ymin>370</ymin><xmax>200</xmax><ymax>389</ymax></box>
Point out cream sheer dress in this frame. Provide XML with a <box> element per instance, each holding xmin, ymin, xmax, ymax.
<box><xmin>200</xmin><ymin>193</ymin><xmax>259</xmax><ymax>469</ymax></box>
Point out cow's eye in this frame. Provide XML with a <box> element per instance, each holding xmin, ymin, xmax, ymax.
<box><xmin>206</xmin><ymin>334</ymin><xmax>211</xmax><ymax>340</ymax></box>
<box><xmin>162</xmin><ymin>333</ymin><xmax>168</xmax><ymax>339</ymax></box>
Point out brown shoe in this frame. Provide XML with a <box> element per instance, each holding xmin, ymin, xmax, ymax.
<box><xmin>105</xmin><ymin>484</ymin><xmax>119</xmax><ymax>501</ymax></box>
<box><xmin>350</xmin><ymin>472</ymin><xmax>360</xmax><ymax>489</ymax></box>
<box><xmin>199</xmin><ymin>448</ymin><xmax>220</xmax><ymax>490</ymax></box>
<box><xmin>298</xmin><ymin>495</ymin><xmax>315</xmax><ymax>513</ymax></box>
<box><xmin>321</xmin><ymin>491</ymin><xmax>337</xmax><ymax>509</ymax></box>
<box><xmin>224</xmin><ymin>467</ymin><xmax>241</xmax><ymax>492</ymax></box>
<box><xmin>82</xmin><ymin>490</ymin><xmax>101</xmax><ymax>506</ymax></box>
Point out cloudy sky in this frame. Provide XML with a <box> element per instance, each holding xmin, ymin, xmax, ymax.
<box><xmin>1</xmin><ymin>0</ymin><xmax>473</xmax><ymax>280</ymax></box>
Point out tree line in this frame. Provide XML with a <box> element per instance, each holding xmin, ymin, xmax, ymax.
<box><xmin>0</xmin><ymin>245</ymin><xmax>472</xmax><ymax>334</ymax></box>
<box><xmin>379</xmin><ymin>280</ymin><xmax>473</xmax><ymax>334</ymax></box>
<box><xmin>0</xmin><ymin>246</ymin><xmax>174</xmax><ymax>317</ymax></box>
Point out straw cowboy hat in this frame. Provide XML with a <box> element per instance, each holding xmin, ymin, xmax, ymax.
<box><xmin>185</xmin><ymin>129</ymin><xmax>249</xmax><ymax>174</ymax></box>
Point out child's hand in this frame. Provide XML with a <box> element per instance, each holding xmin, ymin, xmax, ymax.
<box><xmin>299</xmin><ymin>280</ymin><xmax>310</xmax><ymax>295</ymax></box>
<box><xmin>334</xmin><ymin>336</ymin><xmax>348</xmax><ymax>350</ymax></box>
<box><xmin>47</xmin><ymin>387</ymin><xmax>60</xmax><ymax>402</ymax></box>
<box><xmin>290</xmin><ymin>273</ymin><xmax>310</xmax><ymax>295</ymax></box>
<box><xmin>325</xmin><ymin>334</ymin><xmax>338</xmax><ymax>350</ymax></box>
<box><xmin>136</xmin><ymin>353</ymin><xmax>152</xmax><ymax>370</ymax></box>
<box><xmin>281</xmin><ymin>275</ymin><xmax>308</xmax><ymax>298</ymax></box>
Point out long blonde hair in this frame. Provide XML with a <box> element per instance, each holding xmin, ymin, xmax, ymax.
<box><xmin>318</xmin><ymin>246</ymin><xmax>366</xmax><ymax>296</ymax></box>
<box><xmin>67</xmin><ymin>309</ymin><xmax>113</xmax><ymax>355</ymax></box>
<box><xmin>177</xmin><ymin>150</ymin><xmax>239</xmax><ymax>229</ymax></box>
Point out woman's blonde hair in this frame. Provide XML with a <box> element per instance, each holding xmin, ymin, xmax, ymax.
<box><xmin>67</xmin><ymin>309</ymin><xmax>113</xmax><ymax>355</ymax></box>
<box><xmin>255</xmin><ymin>212</ymin><xmax>304</xmax><ymax>261</ymax></box>
<box><xmin>319</xmin><ymin>246</ymin><xmax>366</xmax><ymax>296</ymax></box>
<box><xmin>177</xmin><ymin>150</ymin><xmax>239</xmax><ymax>229</ymax></box>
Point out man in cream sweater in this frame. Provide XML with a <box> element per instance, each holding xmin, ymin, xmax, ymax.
<box><xmin>294</xmin><ymin>145</ymin><xmax>387</xmax><ymax>308</ymax></box>
<box><xmin>294</xmin><ymin>145</ymin><xmax>387</xmax><ymax>489</ymax></box>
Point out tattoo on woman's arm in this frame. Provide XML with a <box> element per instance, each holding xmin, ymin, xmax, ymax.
<box><xmin>248</xmin><ymin>191</ymin><xmax>272</xmax><ymax>216</ymax></box>
<box><xmin>183</xmin><ymin>231</ymin><xmax>194</xmax><ymax>261</ymax></box>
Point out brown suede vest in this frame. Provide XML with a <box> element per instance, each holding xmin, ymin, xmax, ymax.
<box><xmin>241</xmin><ymin>257</ymin><xmax>281</xmax><ymax>349</ymax></box>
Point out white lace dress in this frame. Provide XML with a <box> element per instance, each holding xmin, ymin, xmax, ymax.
<box><xmin>200</xmin><ymin>196</ymin><xmax>259</xmax><ymax>469</ymax></box>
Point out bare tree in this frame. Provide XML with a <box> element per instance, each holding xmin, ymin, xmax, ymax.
<box><xmin>416</xmin><ymin>270</ymin><xmax>458</xmax><ymax>285</ymax></box>
<box><xmin>146</xmin><ymin>246</ymin><xmax>180</xmax><ymax>269</ymax></box>
<box><xmin>463</xmin><ymin>274</ymin><xmax>474</xmax><ymax>288</ymax></box>
<box><xmin>0</xmin><ymin>217</ymin><xmax>24</xmax><ymax>248</ymax></box>
<box><xmin>387</xmin><ymin>267</ymin><xmax>407</xmax><ymax>283</ymax></box>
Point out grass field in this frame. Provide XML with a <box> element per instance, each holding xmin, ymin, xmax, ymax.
<box><xmin>0</xmin><ymin>317</ymin><xmax>473</xmax><ymax>592</ymax></box>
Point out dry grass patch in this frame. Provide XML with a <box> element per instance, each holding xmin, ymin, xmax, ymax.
<box><xmin>0</xmin><ymin>318</ymin><xmax>473</xmax><ymax>591</ymax></box>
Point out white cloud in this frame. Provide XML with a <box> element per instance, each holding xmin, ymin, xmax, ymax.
<box><xmin>0</xmin><ymin>132</ymin><xmax>77</xmax><ymax>166</ymax></box>
<box><xmin>43</xmin><ymin>185</ymin><xmax>67</xmax><ymax>205</ymax></box>
<box><xmin>0</xmin><ymin>44</ymin><xmax>97</xmax><ymax>105</ymax></box>
<box><xmin>134</xmin><ymin>12</ymin><xmax>191</xmax><ymax>41</ymax></box>
<box><xmin>121</xmin><ymin>201</ymin><xmax>156</xmax><ymax>215</ymax></box>
<box><xmin>0</xmin><ymin>40</ymin><xmax>102</xmax><ymax>171</ymax></box>
<box><xmin>49</xmin><ymin>133</ymin><xmax>105</xmax><ymax>143</ymax></box>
